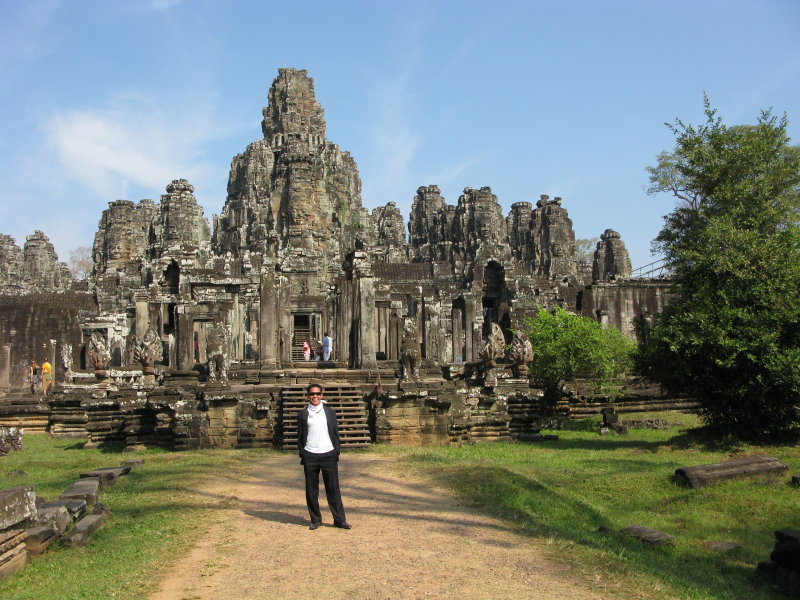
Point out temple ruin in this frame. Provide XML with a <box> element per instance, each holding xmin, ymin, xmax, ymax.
<box><xmin>0</xmin><ymin>68</ymin><xmax>675</xmax><ymax>449</ymax></box>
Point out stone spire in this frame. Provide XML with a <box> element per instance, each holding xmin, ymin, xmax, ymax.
<box><xmin>21</xmin><ymin>231</ymin><xmax>72</xmax><ymax>292</ymax></box>
<box><xmin>150</xmin><ymin>179</ymin><xmax>211</xmax><ymax>258</ymax></box>
<box><xmin>261</xmin><ymin>68</ymin><xmax>326</xmax><ymax>142</ymax></box>
<box><xmin>453</xmin><ymin>186</ymin><xmax>508</xmax><ymax>258</ymax></box>
<box><xmin>592</xmin><ymin>228</ymin><xmax>632</xmax><ymax>281</ymax></box>
<box><xmin>93</xmin><ymin>199</ymin><xmax>157</xmax><ymax>275</ymax></box>
<box><xmin>371</xmin><ymin>202</ymin><xmax>407</xmax><ymax>262</ymax></box>
<box><xmin>530</xmin><ymin>195</ymin><xmax>577</xmax><ymax>282</ymax></box>
<box><xmin>215</xmin><ymin>68</ymin><xmax>364</xmax><ymax>262</ymax></box>
<box><xmin>0</xmin><ymin>234</ymin><xmax>24</xmax><ymax>293</ymax></box>
<box><xmin>408</xmin><ymin>185</ymin><xmax>453</xmax><ymax>262</ymax></box>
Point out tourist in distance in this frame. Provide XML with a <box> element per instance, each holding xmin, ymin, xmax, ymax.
<box><xmin>297</xmin><ymin>383</ymin><xmax>351</xmax><ymax>530</ymax></box>
<box><xmin>29</xmin><ymin>361</ymin><xmax>39</xmax><ymax>395</ymax></box>
<box><xmin>41</xmin><ymin>358</ymin><xmax>52</xmax><ymax>396</ymax></box>
<box><xmin>303</xmin><ymin>336</ymin><xmax>313</xmax><ymax>361</ymax></box>
<box><xmin>322</xmin><ymin>332</ymin><xmax>334</xmax><ymax>361</ymax></box>
<box><xmin>315</xmin><ymin>340</ymin><xmax>323</xmax><ymax>361</ymax></box>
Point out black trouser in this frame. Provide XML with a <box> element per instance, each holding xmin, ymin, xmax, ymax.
<box><xmin>302</xmin><ymin>450</ymin><xmax>346</xmax><ymax>525</ymax></box>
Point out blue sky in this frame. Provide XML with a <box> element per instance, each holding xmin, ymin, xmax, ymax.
<box><xmin>1</xmin><ymin>0</ymin><xmax>798</xmax><ymax>270</ymax></box>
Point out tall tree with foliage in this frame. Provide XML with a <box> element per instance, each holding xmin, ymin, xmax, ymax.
<box><xmin>522</xmin><ymin>306</ymin><xmax>635</xmax><ymax>404</ymax></box>
<box><xmin>638</xmin><ymin>99</ymin><xmax>800</xmax><ymax>439</ymax></box>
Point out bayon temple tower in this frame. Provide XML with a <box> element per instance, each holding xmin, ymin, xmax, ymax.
<box><xmin>0</xmin><ymin>69</ymin><xmax>672</xmax><ymax>434</ymax></box>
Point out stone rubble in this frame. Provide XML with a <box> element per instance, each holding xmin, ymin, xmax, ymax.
<box><xmin>0</xmin><ymin>458</ymin><xmax>143</xmax><ymax>580</ymax></box>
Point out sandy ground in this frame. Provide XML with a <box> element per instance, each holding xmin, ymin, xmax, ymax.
<box><xmin>148</xmin><ymin>453</ymin><xmax>619</xmax><ymax>600</ymax></box>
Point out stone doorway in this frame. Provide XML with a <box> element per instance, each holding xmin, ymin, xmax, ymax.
<box><xmin>481</xmin><ymin>261</ymin><xmax>512</xmax><ymax>343</ymax></box>
<box><xmin>291</xmin><ymin>313</ymin><xmax>321</xmax><ymax>361</ymax></box>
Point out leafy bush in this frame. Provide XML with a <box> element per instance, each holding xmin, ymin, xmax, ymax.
<box><xmin>521</xmin><ymin>306</ymin><xmax>635</xmax><ymax>402</ymax></box>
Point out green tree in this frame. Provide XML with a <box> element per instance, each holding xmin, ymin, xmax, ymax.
<box><xmin>522</xmin><ymin>306</ymin><xmax>635</xmax><ymax>404</ymax></box>
<box><xmin>638</xmin><ymin>99</ymin><xmax>800</xmax><ymax>439</ymax></box>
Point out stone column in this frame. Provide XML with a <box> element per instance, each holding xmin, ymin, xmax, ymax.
<box><xmin>176</xmin><ymin>305</ymin><xmax>192</xmax><ymax>370</ymax></box>
<box><xmin>259</xmin><ymin>270</ymin><xmax>278</xmax><ymax>369</ymax></box>
<box><xmin>388</xmin><ymin>309</ymin><xmax>400</xmax><ymax>362</ymax></box>
<box><xmin>464</xmin><ymin>298</ymin><xmax>477</xmax><ymax>362</ymax></box>
<box><xmin>357</xmin><ymin>273</ymin><xmax>377</xmax><ymax>369</ymax></box>
<box><xmin>0</xmin><ymin>345</ymin><xmax>10</xmax><ymax>391</ymax></box>
<box><xmin>452</xmin><ymin>306</ymin><xmax>463</xmax><ymax>364</ymax></box>
<box><xmin>135</xmin><ymin>292</ymin><xmax>149</xmax><ymax>340</ymax></box>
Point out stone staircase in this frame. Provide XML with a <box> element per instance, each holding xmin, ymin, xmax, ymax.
<box><xmin>279</xmin><ymin>384</ymin><xmax>371</xmax><ymax>450</ymax></box>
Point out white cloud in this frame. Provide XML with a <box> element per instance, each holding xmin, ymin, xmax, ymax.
<box><xmin>45</xmin><ymin>92</ymin><xmax>219</xmax><ymax>201</ymax></box>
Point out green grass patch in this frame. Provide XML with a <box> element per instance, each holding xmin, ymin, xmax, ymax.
<box><xmin>373</xmin><ymin>412</ymin><xmax>799</xmax><ymax>600</ymax></box>
<box><xmin>0</xmin><ymin>435</ymin><xmax>276</xmax><ymax>600</ymax></box>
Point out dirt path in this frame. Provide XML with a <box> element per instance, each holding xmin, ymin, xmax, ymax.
<box><xmin>149</xmin><ymin>453</ymin><xmax>617</xmax><ymax>600</ymax></box>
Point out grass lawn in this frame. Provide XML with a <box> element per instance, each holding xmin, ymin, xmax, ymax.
<box><xmin>374</xmin><ymin>411</ymin><xmax>799</xmax><ymax>600</ymax></box>
<box><xmin>0</xmin><ymin>435</ymin><xmax>278</xmax><ymax>600</ymax></box>
<box><xmin>1</xmin><ymin>412</ymin><xmax>797</xmax><ymax>599</ymax></box>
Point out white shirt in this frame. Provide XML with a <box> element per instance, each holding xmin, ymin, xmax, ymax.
<box><xmin>304</xmin><ymin>404</ymin><xmax>335</xmax><ymax>454</ymax></box>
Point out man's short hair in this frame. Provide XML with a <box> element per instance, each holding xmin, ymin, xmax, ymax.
<box><xmin>306</xmin><ymin>383</ymin><xmax>323</xmax><ymax>394</ymax></box>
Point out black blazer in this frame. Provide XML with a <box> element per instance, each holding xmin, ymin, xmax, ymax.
<box><xmin>297</xmin><ymin>404</ymin><xmax>342</xmax><ymax>459</ymax></box>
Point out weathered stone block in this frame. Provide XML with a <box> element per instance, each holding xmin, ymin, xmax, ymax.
<box><xmin>0</xmin><ymin>528</ymin><xmax>24</xmax><ymax>554</ymax></box>
<box><xmin>60</xmin><ymin>513</ymin><xmax>105</xmax><ymax>547</ymax></box>
<box><xmin>79</xmin><ymin>466</ymin><xmax>130</xmax><ymax>488</ymax></box>
<box><xmin>33</xmin><ymin>505</ymin><xmax>71</xmax><ymax>535</ymax></box>
<box><xmin>60</xmin><ymin>477</ymin><xmax>101</xmax><ymax>504</ymax></box>
<box><xmin>620</xmin><ymin>525</ymin><xmax>675</xmax><ymax>546</ymax></box>
<box><xmin>675</xmin><ymin>455</ymin><xmax>788</xmax><ymax>488</ymax></box>
<box><xmin>42</xmin><ymin>498</ymin><xmax>87</xmax><ymax>519</ymax></box>
<box><xmin>703</xmin><ymin>540</ymin><xmax>741</xmax><ymax>553</ymax></box>
<box><xmin>24</xmin><ymin>525</ymin><xmax>57</xmax><ymax>555</ymax></box>
<box><xmin>0</xmin><ymin>485</ymin><xmax>36</xmax><ymax>530</ymax></box>
<box><xmin>0</xmin><ymin>541</ymin><xmax>27</xmax><ymax>581</ymax></box>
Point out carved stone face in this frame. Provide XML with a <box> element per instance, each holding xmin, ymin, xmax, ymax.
<box><xmin>474</xmin><ymin>204</ymin><xmax>496</xmax><ymax>239</ymax></box>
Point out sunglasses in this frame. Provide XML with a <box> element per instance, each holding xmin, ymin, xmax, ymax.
<box><xmin>308</xmin><ymin>392</ymin><xmax>323</xmax><ymax>396</ymax></box>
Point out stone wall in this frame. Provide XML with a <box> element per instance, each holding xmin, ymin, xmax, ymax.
<box><xmin>0</xmin><ymin>293</ymin><xmax>97</xmax><ymax>391</ymax></box>
<box><xmin>579</xmin><ymin>279</ymin><xmax>673</xmax><ymax>338</ymax></box>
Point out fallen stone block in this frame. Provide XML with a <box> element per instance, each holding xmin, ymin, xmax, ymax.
<box><xmin>620</xmin><ymin>525</ymin><xmax>675</xmax><ymax>546</ymax></box>
<box><xmin>59</xmin><ymin>477</ymin><xmax>101</xmax><ymax>505</ymax></box>
<box><xmin>24</xmin><ymin>525</ymin><xmax>57</xmax><ymax>556</ymax></box>
<box><xmin>674</xmin><ymin>455</ymin><xmax>788</xmax><ymax>488</ymax></box>
<box><xmin>0</xmin><ymin>541</ymin><xmax>27</xmax><ymax>581</ymax></box>
<box><xmin>79</xmin><ymin>466</ymin><xmax>130</xmax><ymax>488</ymax></box>
<box><xmin>0</xmin><ymin>528</ymin><xmax>24</xmax><ymax>554</ymax></box>
<box><xmin>41</xmin><ymin>498</ymin><xmax>87</xmax><ymax>520</ymax></box>
<box><xmin>120</xmin><ymin>457</ymin><xmax>145</xmax><ymax>468</ymax></box>
<box><xmin>60</xmin><ymin>513</ymin><xmax>105</xmax><ymax>547</ymax></box>
<box><xmin>0</xmin><ymin>485</ymin><xmax>36</xmax><ymax>530</ymax></box>
<box><xmin>33</xmin><ymin>505</ymin><xmax>72</xmax><ymax>535</ymax></box>
<box><xmin>703</xmin><ymin>540</ymin><xmax>741</xmax><ymax>553</ymax></box>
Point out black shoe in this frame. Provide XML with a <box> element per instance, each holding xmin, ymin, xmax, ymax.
<box><xmin>334</xmin><ymin>522</ymin><xmax>352</xmax><ymax>529</ymax></box>
<box><xmin>309</xmin><ymin>522</ymin><xmax>321</xmax><ymax>530</ymax></box>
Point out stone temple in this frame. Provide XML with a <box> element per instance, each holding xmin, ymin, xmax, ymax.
<box><xmin>0</xmin><ymin>68</ymin><xmax>674</xmax><ymax>449</ymax></box>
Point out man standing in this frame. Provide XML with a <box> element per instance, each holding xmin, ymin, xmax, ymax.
<box><xmin>297</xmin><ymin>383</ymin><xmax>351</xmax><ymax>530</ymax></box>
